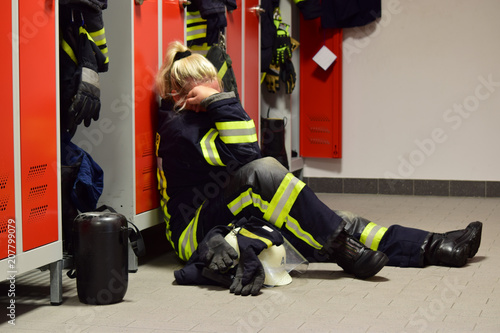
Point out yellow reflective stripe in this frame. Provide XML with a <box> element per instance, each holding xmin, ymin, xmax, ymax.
<box><xmin>186</xmin><ymin>25</ymin><xmax>207</xmax><ymax>41</ymax></box>
<box><xmin>216</xmin><ymin>120</ymin><xmax>257</xmax><ymax>144</ymax></box>
<box><xmin>78</xmin><ymin>26</ymin><xmax>109</xmax><ymax>64</ymax></box>
<box><xmin>79</xmin><ymin>26</ymin><xmax>93</xmax><ymax>41</ymax></box>
<box><xmin>155</xmin><ymin>132</ymin><xmax>161</xmax><ymax>156</ymax></box>
<box><xmin>284</xmin><ymin>215</ymin><xmax>322</xmax><ymax>249</ymax></box>
<box><xmin>89</xmin><ymin>28</ymin><xmax>106</xmax><ymax>45</ymax></box>
<box><xmin>61</xmin><ymin>39</ymin><xmax>78</xmax><ymax>64</ymax></box>
<box><xmin>186</xmin><ymin>11</ymin><xmax>205</xmax><ymax>24</ymax></box>
<box><xmin>360</xmin><ymin>222</ymin><xmax>388</xmax><ymax>251</ymax></box>
<box><xmin>218</xmin><ymin>61</ymin><xmax>228</xmax><ymax>80</ymax></box>
<box><xmin>263</xmin><ymin>173</ymin><xmax>305</xmax><ymax>228</ymax></box>
<box><xmin>239</xmin><ymin>228</ymin><xmax>273</xmax><ymax>249</ymax></box>
<box><xmin>187</xmin><ymin>33</ymin><xmax>207</xmax><ymax>41</ymax></box>
<box><xmin>227</xmin><ymin>188</ymin><xmax>268</xmax><ymax>216</ymax></box>
<box><xmin>200</xmin><ymin>128</ymin><xmax>225</xmax><ymax>166</ymax></box>
<box><xmin>178</xmin><ymin>204</ymin><xmax>202</xmax><ymax>261</ymax></box>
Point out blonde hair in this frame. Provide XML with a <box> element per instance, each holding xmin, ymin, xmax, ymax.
<box><xmin>156</xmin><ymin>41</ymin><xmax>221</xmax><ymax>111</ymax></box>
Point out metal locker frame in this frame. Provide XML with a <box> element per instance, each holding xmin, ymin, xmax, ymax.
<box><xmin>0</xmin><ymin>0</ymin><xmax>63</xmax><ymax>306</ymax></box>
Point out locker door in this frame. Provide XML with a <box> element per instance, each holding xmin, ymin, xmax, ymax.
<box><xmin>0</xmin><ymin>0</ymin><xmax>15</xmax><ymax>260</ymax></box>
<box><xmin>299</xmin><ymin>18</ymin><xmax>343</xmax><ymax>158</ymax></box>
<box><xmin>226</xmin><ymin>0</ymin><xmax>243</xmax><ymax>104</ymax></box>
<box><xmin>19</xmin><ymin>0</ymin><xmax>58</xmax><ymax>251</ymax></box>
<box><xmin>162</xmin><ymin>0</ymin><xmax>185</xmax><ymax>55</ymax></box>
<box><xmin>134</xmin><ymin>0</ymin><xmax>160</xmax><ymax>214</ymax></box>
<box><xmin>243</xmin><ymin>0</ymin><xmax>261</xmax><ymax>128</ymax></box>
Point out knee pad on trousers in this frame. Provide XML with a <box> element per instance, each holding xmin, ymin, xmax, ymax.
<box><xmin>224</xmin><ymin>157</ymin><xmax>288</xmax><ymax>201</ymax></box>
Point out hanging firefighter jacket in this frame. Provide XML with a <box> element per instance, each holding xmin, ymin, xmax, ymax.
<box><xmin>59</xmin><ymin>0</ymin><xmax>109</xmax><ymax>137</ymax></box>
<box><xmin>186</xmin><ymin>0</ymin><xmax>237</xmax><ymax>56</ymax></box>
<box><xmin>294</xmin><ymin>0</ymin><xmax>381</xmax><ymax>28</ymax></box>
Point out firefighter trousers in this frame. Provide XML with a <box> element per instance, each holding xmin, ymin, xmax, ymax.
<box><xmin>189</xmin><ymin>157</ymin><xmax>429</xmax><ymax>267</ymax></box>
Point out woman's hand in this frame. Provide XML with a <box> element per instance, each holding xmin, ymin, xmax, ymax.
<box><xmin>186</xmin><ymin>81</ymin><xmax>221</xmax><ymax>112</ymax></box>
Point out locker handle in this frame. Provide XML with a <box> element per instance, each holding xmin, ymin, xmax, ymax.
<box><xmin>249</xmin><ymin>6</ymin><xmax>266</xmax><ymax>16</ymax></box>
<box><xmin>135</xmin><ymin>0</ymin><xmax>144</xmax><ymax>4</ymax></box>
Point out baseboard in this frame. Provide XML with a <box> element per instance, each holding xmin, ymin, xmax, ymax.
<box><xmin>304</xmin><ymin>177</ymin><xmax>500</xmax><ymax>198</ymax></box>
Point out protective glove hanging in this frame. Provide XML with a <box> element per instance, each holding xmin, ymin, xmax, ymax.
<box><xmin>271</xmin><ymin>12</ymin><xmax>292</xmax><ymax>66</ymax></box>
<box><xmin>280</xmin><ymin>59</ymin><xmax>296</xmax><ymax>94</ymax></box>
<box><xmin>66</xmin><ymin>27</ymin><xmax>105</xmax><ymax>135</ymax></box>
<box><xmin>265</xmin><ymin>63</ymin><xmax>281</xmax><ymax>93</ymax></box>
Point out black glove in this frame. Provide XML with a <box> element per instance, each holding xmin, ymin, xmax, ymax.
<box><xmin>67</xmin><ymin>28</ymin><xmax>104</xmax><ymax>134</ymax></box>
<box><xmin>229</xmin><ymin>247</ymin><xmax>265</xmax><ymax>296</ymax></box>
<box><xmin>229</xmin><ymin>217</ymin><xmax>284</xmax><ymax>296</ymax></box>
<box><xmin>280</xmin><ymin>59</ymin><xmax>296</xmax><ymax>94</ymax></box>
<box><xmin>198</xmin><ymin>233</ymin><xmax>238</xmax><ymax>272</ymax></box>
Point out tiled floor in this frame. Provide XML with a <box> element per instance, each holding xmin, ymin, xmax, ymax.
<box><xmin>1</xmin><ymin>193</ymin><xmax>499</xmax><ymax>332</ymax></box>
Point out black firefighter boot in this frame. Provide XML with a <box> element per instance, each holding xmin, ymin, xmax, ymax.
<box><xmin>422</xmin><ymin>221</ymin><xmax>483</xmax><ymax>267</ymax></box>
<box><xmin>322</xmin><ymin>230</ymin><xmax>389</xmax><ymax>279</ymax></box>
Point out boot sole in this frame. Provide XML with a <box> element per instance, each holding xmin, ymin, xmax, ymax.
<box><xmin>466</xmin><ymin>221</ymin><xmax>482</xmax><ymax>258</ymax></box>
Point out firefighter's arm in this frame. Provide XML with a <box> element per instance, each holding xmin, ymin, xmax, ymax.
<box><xmin>206</xmin><ymin>96</ymin><xmax>261</xmax><ymax>164</ymax></box>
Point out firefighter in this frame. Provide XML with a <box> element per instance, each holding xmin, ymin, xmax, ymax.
<box><xmin>155</xmin><ymin>41</ymin><xmax>482</xmax><ymax>296</ymax></box>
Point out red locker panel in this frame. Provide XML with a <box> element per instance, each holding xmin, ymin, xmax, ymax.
<box><xmin>0</xmin><ymin>0</ymin><xmax>15</xmax><ymax>260</ymax></box>
<box><xmin>226</xmin><ymin>0</ymin><xmax>242</xmax><ymax>105</ymax></box>
<box><xmin>162</xmin><ymin>0</ymin><xmax>185</xmax><ymax>56</ymax></box>
<box><xmin>19</xmin><ymin>0</ymin><xmax>58</xmax><ymax>251</ymax></box>
<box><xmin>243</xmin><ymin>0</ymin><xmax>260</xmax><ymax>128</ymax></box>
<box><xmin>299</xmin><ymin>18</ymin><xmax>343</xmax><ymax>158</ymax></box>
<box><xmin>134</xmin><ymin>0</ymin><xmax>160</xmax><ymax>214</ymax></box>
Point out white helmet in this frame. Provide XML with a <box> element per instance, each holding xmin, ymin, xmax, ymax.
<box><xmin>258</xmin><ymin>244</ymin><xmax>292</xmax><ymax>286</ymax></box>
<box><xmin>224</xmin><ymin>228</ymin><xmax>294</xmax><ymax>286</ymax></box>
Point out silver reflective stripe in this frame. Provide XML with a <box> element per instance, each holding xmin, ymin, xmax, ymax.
<box><xmin>81</xmin><ymin>67</ymin><xmax>100</xmax><ymax>89</ymax></box>
<box><xmin>228</xmin><ymin>189</ymin><xmax>268</xmax><ymax>215</ymax></box>
<box><xmin>364</xmin><ymin>224</ymin><xmax>384</xmax><ymax>249</ymax></box>
<box><xmin>201</xmin><ymin>129</ymin><xmax>224</xmax><ymax>166</ymax></box>
<box><xmin>218</xmin><ymin>127</ymin><xmax>257</xmax><ymax>141</ymax></box>
<box><xmin>187</xmin><ymin>27</ymin><xmax>207</xmax><ymax>38</ymax></box>
<box><xmin>283</xmin><ymin>217</ymin><xmax>321</xmax><ymax>249</ymax></box>
<box><xmin>268</xmin><ymin>176</ymin><xmax>301</xmax><ymax>223</ymax></box>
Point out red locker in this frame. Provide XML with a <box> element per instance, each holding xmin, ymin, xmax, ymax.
<box><xmin>227</xmin><ymin>0</ymin><xmax>260</xmax><ymax>129</ymax></box>
<box><xmin>243</xmin><ymin>0</ymin><xmax>261</xmax><ymax>129</ymax></box>
<box><xmin>299</xmin><ymin>17</ymin><xmax>343</xmax><ymax>158</ymax></box>
<box><xmin>134</xmin><ymin>0</ymin><xmax>160</xmax><ymax>214</ymax></box>
<box><xmin>226</xmin><ymin>0</ymin><xmax>243</xmax><ymax>104</ymax></box>
<box><xmin>0</xmin><ymin>0</ymin><xmax>15</xmax><ymax>260</ymax></box>
<box><xmin>19</xmin><ymin>0</ymin><xmax>59</xmax><ymax>251</ymax></box>
<box><xmin>162</xmin><ymin>0</ymin><xmax>185</xmax><ymax>56</ymax></box>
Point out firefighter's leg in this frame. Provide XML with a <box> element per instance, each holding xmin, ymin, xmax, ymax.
<box><xmin>332</xmin><ymin>211</ymin><xmax>482</xmax><ymax>267</ymax></box>
<box><xmin>223</xmin><ymin>157</ymin><xmax>388</xmax><ymax>279</ymax></box>
<box><xmin>333</xmin><ymin>210</ymin><xmax>430</xmax><ymax>267</ymax></box>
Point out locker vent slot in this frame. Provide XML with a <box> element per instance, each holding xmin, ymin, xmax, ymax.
<box><xmin>27</xmin><ymin>164</ymin><xmax>47</xmax><ymax>180</ymax></box>
<box><xmin>0</xmin><ymin>219</ymin><xmax>7</xmax><ymax>234</ymax></box>
<box><xmin>0</xmin><ymin>174</ymin><xmax>8</xmax><ymax>189</ymax></box>
<box><xmin>28</xmin><ymin>184</ymin><xmax>48</xmax><ymax>199</ymax></box>
<box><xmin>309</xmin><ymin>127</ymin><xmax>330</xmax><ymax>134</ymax></box>
<box><xmin>0</xmin><ymin>196</ymin><xmax>8</xmax><ymax>212</ymax></box>
<box><xmin>142</xmin><ymin>146</ymin><xmax>154</xmax><ymax>157</ymax></box>
<box><xmin>308</xmin><ymin>115</ymin><xmax>331</xmax><ymax>122</ymax></box>
<box><xmin>308</xmin><ymin>138</ymin><xmax>331</xmax><ymax>145</ymax></box>
<box><xmin>142</xmin><ymin>166</ymin><xmax>156</xmax><ymax>192</ymax></box>
<box><xmin>28</xmin><ymin>204</ymin><xmax>48</xmax><ymax>223</ymax></box>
